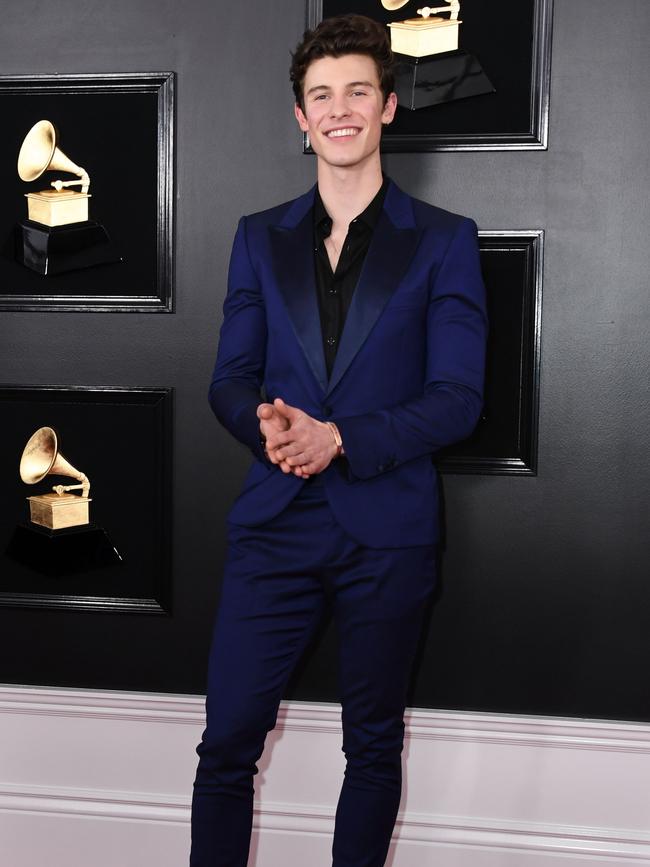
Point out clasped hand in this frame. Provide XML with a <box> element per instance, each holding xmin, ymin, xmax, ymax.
<box><xmin>257</xmin><ymin>398</ymin><xmax>338</xmax><ymax>478</ymax></box>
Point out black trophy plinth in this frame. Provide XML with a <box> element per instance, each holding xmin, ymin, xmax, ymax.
<box><xmin>15</xmin><ymin>220</ymin><xmax>123</xmax><ymax>276</ymax></box>
<box><xmin>5</xmin><ymin>522</ymin><xmax>122</xmax><ymax>577</ymax></box>
<box><xmin>394</xmin><ymin>49</ymin><xmax>495</xmax><ymax>111</ymax></box>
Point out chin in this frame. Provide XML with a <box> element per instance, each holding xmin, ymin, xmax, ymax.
<box><xmin>322</xmin><ymin>153</ymin><xmax>363</xmax><ymax>167</ymax></box>
<box><xmin>315</xmin><ymin>144</ymin><xmax>376</xmax><ymax>169</ymax></box>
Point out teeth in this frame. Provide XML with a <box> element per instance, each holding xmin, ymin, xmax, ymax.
<box><xmin>327</xmin><ymin>128</ymin><xmax>359</xmax><ymax>138</ymax></box>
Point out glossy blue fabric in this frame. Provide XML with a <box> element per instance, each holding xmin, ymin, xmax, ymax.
<box><xmin>208</xmin><ymin>179</ymin><xmax>487</xmax><ymax>547</ymax></box>
<box><xmin>193</xmin><ymin>179</ymin><xmax>487</xmax><ymax>865</ymax></box>
<box><xmin>190</xmin><ymin>479</ymin><xmax>437</xmax><ymax>867</ymax></box>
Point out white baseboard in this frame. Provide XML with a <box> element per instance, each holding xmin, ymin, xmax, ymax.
<box><xmin>1</xmin><ymin>783</ymin><xmax>650</xmax><ymax>861</ymax></box>
<box><xmin>2</xmin><ymin>685</ymin><xmax>650</xmax><ymax>867</ymax></box>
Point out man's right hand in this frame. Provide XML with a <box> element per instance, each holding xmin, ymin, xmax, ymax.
<box><xmin>256</xmin><ymin>402</ymin><xmax>309</xmax><ymax>478</ymax></box>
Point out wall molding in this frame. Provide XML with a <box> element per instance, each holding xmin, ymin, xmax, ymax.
<box><xmin>0</xmin><ymin>782</ymin><xmax>188</xmax><ymax>824</ymax></box>
<box><xmin>1</xmin><ymin>782</ymin><xmax>650</xmax><ymax>861</ymax></box>
<box><xmin>2</xmin><ymin>685</ymin><xmax>649</xmax><ymax>752</ymax></box>
<box><xmin>2</xmin><ymin>686</ymin><xmax>650</xmax><ymax>865</ymax></box>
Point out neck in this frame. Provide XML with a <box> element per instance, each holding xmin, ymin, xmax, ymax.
<box><xmin>316</xmin><ymin>160</ymin><xmax>384</xmax><ymax>227</ymax></box>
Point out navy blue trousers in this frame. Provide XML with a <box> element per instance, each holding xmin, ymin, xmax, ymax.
<box><xmin>190</xmin><ymin>477</ymin><xmax>437</xmax><ymax>867</ymax></box>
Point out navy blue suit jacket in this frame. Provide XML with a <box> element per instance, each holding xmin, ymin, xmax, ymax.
<box><xmin>209</xmin><ymin>179</ymin><xmax>488</xmax><ymax>548</ymax></box>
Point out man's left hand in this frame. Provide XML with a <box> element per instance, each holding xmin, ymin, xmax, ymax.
<box><xmin>264</xmin><ymin>398</ymin><xmax>338</xmax><ymax>477</ymax></box>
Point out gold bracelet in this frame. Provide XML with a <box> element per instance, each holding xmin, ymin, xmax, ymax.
<box><xmin>326</xmin><ymin>421</ymin><xmax>343</xmax><ymax>458</ymax></box>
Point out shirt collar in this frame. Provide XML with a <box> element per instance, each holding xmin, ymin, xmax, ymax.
<box><xmin>314</xmin><ymin>175</ymin><xmax>389</xmax><ymax>236</ymax></box>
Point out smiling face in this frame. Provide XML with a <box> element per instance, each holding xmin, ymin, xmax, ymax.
<box><xmin>294</xmin><ymin>53</ymin><xmax>397</xmax><ymax>174</ymax></box>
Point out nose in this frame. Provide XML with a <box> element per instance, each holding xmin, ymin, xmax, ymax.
<box><xmin>328</xmin><ymin>93</ymin><xmax>351</xmax><ymax>118</ymax></box>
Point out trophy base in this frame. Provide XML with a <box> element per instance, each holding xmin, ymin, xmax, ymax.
<box><xmin>25</xmin><ymin>190</ymin><xmax>90</xmax><ymax>227</ymax></box>
<box><xmin>389</xmin><ymin>18</ymin><xmax>461</xmax><ymax>58</ymax></box>
<box><xmin>27</xmin><ymin>492</ymin><xmax>91</xmax><ymax>530</ymax></box>
<box><xmin>5</xmin><ymin>522</ymin><xmax>122</xmax><ymax>577</ymax></box>
<box><xmin>394</xmin><ymin>49</ymin><xmax>495</xmax><ymax>111</ymax></box>
<box><xmin>15</xmin><ymin>220</ymin><xmax>123</xmax><ymax>276</ymax></box>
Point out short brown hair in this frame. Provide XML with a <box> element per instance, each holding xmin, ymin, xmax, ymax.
<box><xmin>290</xmin><ymin>14</ymin><xmax>395</xmax><ymax>111</ymax></box>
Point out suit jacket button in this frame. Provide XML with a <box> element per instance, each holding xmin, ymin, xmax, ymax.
<box><xmin>323</xmin><ymin>405</ymin><xmax>332</xmax><ymax>417</ymax></box>
<box><xmin>377</xmin><ymin>464</ymin><xmax>385</xmax><ymax>472</ymax></box>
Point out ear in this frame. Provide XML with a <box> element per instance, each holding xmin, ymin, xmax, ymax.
<box><xmin>381</xmin><ymin>92</ymin><xmax>398</xmax><ymax>126</ymax></box>
<box><xmin>294</xmin><ymin>102</ymin><xmax>310</xmax><ymax>132</ymax></box>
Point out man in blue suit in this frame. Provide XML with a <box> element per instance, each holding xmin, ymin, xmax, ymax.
<box><xmin>191</xmin><ymin>14</ymin><xmax>487</xmax><ymax>867</ymax></box>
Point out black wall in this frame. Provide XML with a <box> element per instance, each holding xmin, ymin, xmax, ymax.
<box><xmin>0</xmin><ymin>0</ymin><xmax>648</xmax><ymax>722</ymax></box>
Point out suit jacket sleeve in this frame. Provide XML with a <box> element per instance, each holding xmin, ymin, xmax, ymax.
<box><xmin>208</xmin><ymin>216</ymin><xmax>269</xmax><ymax>463</ymax></box>
<box><xmin>334</xmin><ymin>217</ymin><xmax>488</xmax><ymax>481</ymax></box>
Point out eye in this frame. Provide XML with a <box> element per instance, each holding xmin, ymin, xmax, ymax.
<box><xmin>351</xmin><ymin>90</ymin><xmax>367</xmax><ymax>97</ymax></box>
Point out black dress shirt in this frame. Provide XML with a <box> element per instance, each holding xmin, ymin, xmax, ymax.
<box><xmin>313</xmin><ymin>178</ymin><xmax>388</xmax><ymax>377</ymax></box>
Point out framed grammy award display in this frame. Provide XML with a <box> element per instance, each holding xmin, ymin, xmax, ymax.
<box><xmin>0</xmin><ymin>72</ymin><xmax>174</xmax><ymax>311</ymax></box>
<box><xmin>0</xmin><ymin>385</ymin><xmax>172</xmax><ymax>613</ymax></box>
<box><xmin>437</xmin><ymin>231</ymin><xmax>543</xmax><ymax>475</ymax></box>
<box><xmin>306</xmin><ymin>0</ymin><xmax>553</xmax><ymax>150</ymax></box>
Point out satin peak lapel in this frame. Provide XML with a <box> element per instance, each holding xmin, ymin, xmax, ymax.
<box><xmin>269</xmin><ymin>190</ymin><xmax>328</xmax><ymax>393</ymax></box>
<box><xmin>326</xmin><ymin>191</ymin><xmax>420</xmax><ymax>396</ymax></box>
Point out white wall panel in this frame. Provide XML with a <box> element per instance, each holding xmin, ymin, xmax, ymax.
<box><xmin>2</xmin><ymin>686</ymin><xmax>649</xmax><ymax>867</ymax></box>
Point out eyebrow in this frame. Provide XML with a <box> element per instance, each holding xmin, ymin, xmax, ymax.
<box><xmin>305</xmin><ymin>80</ymin><xmax>376</xmax><ymax>96</ymax></box>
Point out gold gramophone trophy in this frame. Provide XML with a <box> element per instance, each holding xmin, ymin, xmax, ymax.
<box><xmin>381</xmin><ymin>0</ymin><xmax>494</xmax><ymax>110</ymax></box>
<box><xmin>5</xmin><ymin>425</ymin><xmax>121</xmax><ymax>576</ymax></box>
<box><xmin>20</xmin><ymin>426</ymin><xmax>91</xmax><ymax>530</ymax></box>
<box><xmin>15</xmin><ymin>120</ymin><xmax>122</xmax><ymax>275</ymax></box>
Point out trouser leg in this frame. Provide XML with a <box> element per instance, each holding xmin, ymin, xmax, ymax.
<box><xmin>330</xmin><ymin>543</ymin><xmax>437</xmax><ymax>867</ymax></box>
<box><xmin>190</xmin><ymin>506</ymin><xmax>327</xmax><ymax>867</ymax></box>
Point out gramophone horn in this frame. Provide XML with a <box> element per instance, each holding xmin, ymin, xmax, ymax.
<box><xmin>381</xmin><ymin>0</ymin><xmax>410</xmax><ymax>9</ymax></box>
<box><xmin>17</xmin><ymin>120</ymin><xmax>90</xmax><ymax>193</ymax></box>
<box><xmin>20</xmin><ymin>426</ymin><xmax>90</xmax><ymax>497</ymax></box>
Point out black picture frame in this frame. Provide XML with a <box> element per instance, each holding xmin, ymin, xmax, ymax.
<box><xmin>0</xmin><ymin>72</ymin><xmax>174</xmax><ymax>311</ymax></box>
<box><xmin>437</xmin><ymin>231</ymin><xmax>543</xmax><ymax>475</ymax></box>
<box><xmin>0</xmin><ymin>385</ymin><xmax>173</xmax><ymax>613</ymax></box>
<box><xmin>305</xmin><ymin>0</ymin><xmax>553</xmax><ymax>151</ymax></box>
